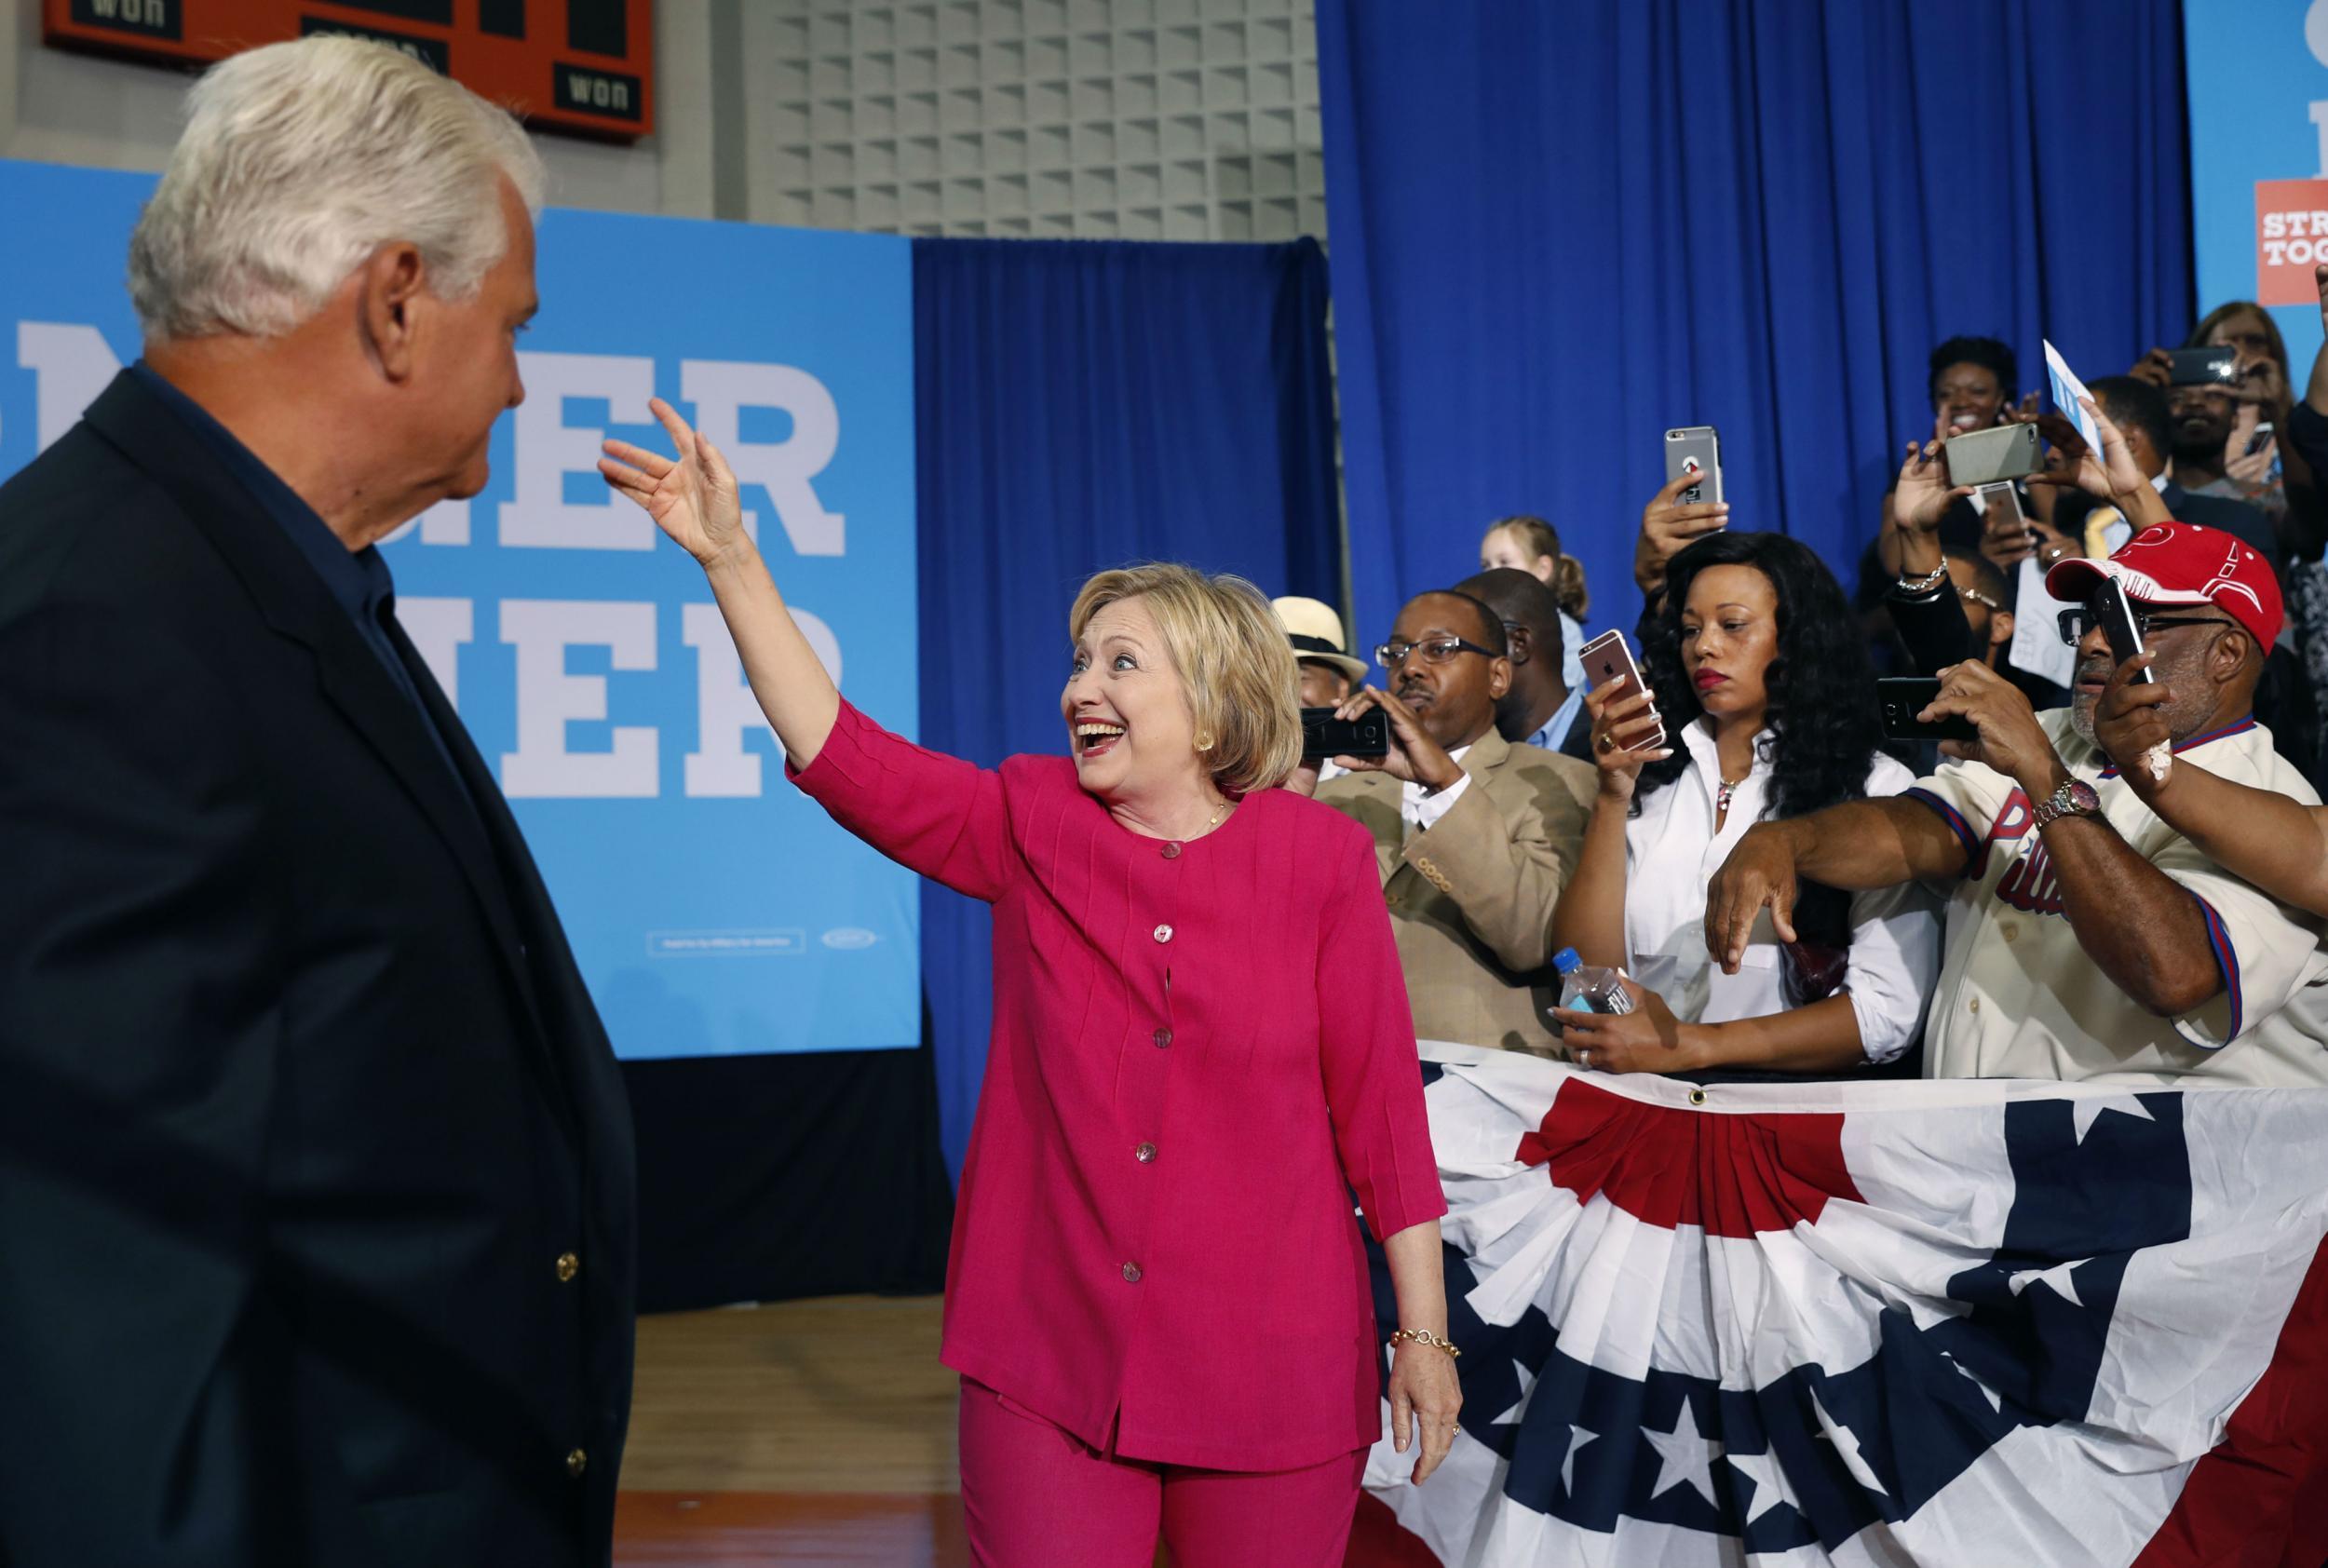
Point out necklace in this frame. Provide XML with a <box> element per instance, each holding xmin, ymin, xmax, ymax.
<box><xmin>1198</xmin><ymin>797</ymin><xmax>1232</xmax><ymax>835</ymax></box>
<box><xmin>1714</xmin><ymin>770</ymin><xmax>1751</xmax><ymax>817</ymax></box>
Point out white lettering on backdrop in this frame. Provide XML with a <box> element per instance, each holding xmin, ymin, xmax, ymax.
<box><xmin>15</xmin><ymin>321</ymin><xmax>847</xmax><ymax>800</ymax></box>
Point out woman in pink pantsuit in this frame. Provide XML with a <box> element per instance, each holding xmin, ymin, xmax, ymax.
<box><xmin>602</xmin><ymin>401</ymin><xmax>1458</xmax><ymax>1568</ymax></box>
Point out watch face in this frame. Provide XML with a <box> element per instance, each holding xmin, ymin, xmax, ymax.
<box><xmin>2067</xmin><ymin>780</ymin><xmax>2102</xmax><ymax>813</ymax></box>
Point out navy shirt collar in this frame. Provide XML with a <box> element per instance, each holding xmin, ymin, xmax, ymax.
<box><xmin>131</xmin><ymin>360</ymin><xmax>396</xmax><ymax>629</ymax></box>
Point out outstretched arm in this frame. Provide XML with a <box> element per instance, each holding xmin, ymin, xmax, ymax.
<box><xmin>2095</xmin><ymin>652</ymin><xmax>2328</xmax><ymax>919</ymax></box>
<box><xmin>601</xmin><ymin>399</ymin><xmax>839</xmax><ymax>769</ymax></box>
<box><xmin>1704</xmin><ymin>799</ymin><xmax>1968</xmax><ymax>974</ymax></box>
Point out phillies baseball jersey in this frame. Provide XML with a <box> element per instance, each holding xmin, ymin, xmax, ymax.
<box><xmin>1902</xmin><ymin>710</ymin><xmax>2328</xmax><ymax>1086</ymax></box>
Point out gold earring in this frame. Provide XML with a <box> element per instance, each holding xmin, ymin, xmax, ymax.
<box><xmin>1195</xmin><ymin>732</ymin><xmax>1215</xmax><ymax>752</ymax></box>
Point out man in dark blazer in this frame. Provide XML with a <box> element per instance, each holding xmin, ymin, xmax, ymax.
<box><xmin>0</xmin><ymin>38</ymin><xmax>634</xmax><ymax>1567</ymax></box>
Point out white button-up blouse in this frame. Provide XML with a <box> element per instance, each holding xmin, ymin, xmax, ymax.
<box><xmin>1623</xmin><ymin>720</ymin><xmax>1942</xmax><ymax>1063</ymax></box>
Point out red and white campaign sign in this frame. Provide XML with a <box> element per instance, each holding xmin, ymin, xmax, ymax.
<box><xmin>2254</xmin><ymin>178</ymin><xmax>2328</xmax><ymax>304</ymax></box>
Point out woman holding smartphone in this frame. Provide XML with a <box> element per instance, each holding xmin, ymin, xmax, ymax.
<box><xmin>1549</xmin><ymin>532</ymin><xmax>1942</xmax><ymax>1075</ymax></box>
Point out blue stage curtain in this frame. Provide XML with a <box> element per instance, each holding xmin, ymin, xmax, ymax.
<box><xmin>912</xmin><ymin>237</ymin><xmax>1340</xmax><ymax>1178</ymax></box>
<box><xmin>1317</xmin><ymin>0</ymin><xmax>2192</xmax><ymax>651</ymax></box>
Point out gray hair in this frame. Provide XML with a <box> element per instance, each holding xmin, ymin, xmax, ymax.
<box><xmin>128</xmin><ymin>36</ymin><xmax>546</xmax><ymax>341</ymax></box>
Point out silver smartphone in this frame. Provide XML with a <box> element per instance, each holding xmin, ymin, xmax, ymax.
<box><xmin>1578</xmin><ymin>629</ymin><xmax>1664</xmax><ymax>750</ymax></box>
<box><xmin>1664</xmin><ymin>426</ymin><xmax>1723</xmax><ymax>507</ymax></box>
<box><xmin>1944</xmin><ymin>423</ymin><xmax>2041</xmax><ymax>486</ymax></box>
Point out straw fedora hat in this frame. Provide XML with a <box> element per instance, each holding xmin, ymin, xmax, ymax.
<box><xmin>1270</xmin><ymin>595</ymin><xmax>1368</xmax><ymax>685</ymax></box>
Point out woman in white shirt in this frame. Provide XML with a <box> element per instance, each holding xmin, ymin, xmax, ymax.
<box><xmin>1550</xmin><ymin>531</ymin><xmax>1941</xmax><ymax>1075</ymax></box>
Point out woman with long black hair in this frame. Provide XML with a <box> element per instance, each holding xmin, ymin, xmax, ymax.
<box><xmin>1550</xmin><ymin>532</ymin><xmax>1941</xmax><ymax>1075</ymax></box>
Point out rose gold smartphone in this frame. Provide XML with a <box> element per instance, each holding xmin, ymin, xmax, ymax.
<box><xmin>1578</xmin><ymin>629</ymin><xmax>1664</xmax><ymax>750</ymax></box>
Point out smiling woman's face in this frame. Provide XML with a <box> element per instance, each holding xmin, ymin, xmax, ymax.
<box><xmin>1061</xmin><ymin>595</ymin><xmax>1200</xmax><ymax>803</ymax></box>
<box><xmin>1679</xmin><ymin>563</ymin><xmax>1779</xmax><ymax>724</ymax></box>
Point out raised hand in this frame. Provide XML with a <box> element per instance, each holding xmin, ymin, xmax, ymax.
<box><xmin>599</xmin><ymin>397</ymin><xmax>748</xmax><ymax>568</ymax></box>
<box><xmin>2129</xmin><ymin>347</ymin><xmax>2174</xmax><ymax>389</ymax></box>
<box><xmin>2091</xmin><ymin>652</ymin><xmax>2173</xmax><ymax>793</ymax></box>
<box><xmin>2026</xmin><ymin>398</ymin><xmax>2150</xmax><ymax>512</ymax></box>
<box><xmin>2227</xmin><ymin>353</ymin><xmax>2290</xmax><ymax>411</ymax></box>
<box><xmin>1896</xmin><ymin>436</ymin><xmax>1971</xmax><ymax>533</ymax></box>
<box><xmin>1327</xmin><ymin>686</ymin><xmax>1464</xmax><ymax>792</ymax></box>
<box><xmin>1635</xmin><ymin>471</ymin><xmax>1730</xmax><ymax>598</ymax></box>
<box><xmin>1918</xmin><ymin>658</ymin><xmax>2065</xmax><ymax>797</ymax></box>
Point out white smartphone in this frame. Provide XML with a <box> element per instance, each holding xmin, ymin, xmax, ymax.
<box><xmin>1578</xmin><ymin>629</ymin><xmax>1664</xmax><ymax>750</ymax></box>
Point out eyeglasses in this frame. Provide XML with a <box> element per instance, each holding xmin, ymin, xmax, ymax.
<box><xmin>2054</xmin><ymin>606</ymin><xmax>2239</xmax><ymax>647</ymax></box>
<box><xmin>1376</xmin><ymin>636</ymin><xmax>1498</xmax><ymax>669</ymax></box>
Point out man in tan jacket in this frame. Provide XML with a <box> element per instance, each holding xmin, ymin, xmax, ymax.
<box><xmin>1299</xmin><ymin>588</ymin><xmax>1595</xmax><ymax>1056</ymax></box>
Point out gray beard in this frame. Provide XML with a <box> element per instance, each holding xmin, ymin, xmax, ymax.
<box><xmin>2068</xmin><ymin>696</ymin><xmax>2098</xmax><ymax>745</ymax></box>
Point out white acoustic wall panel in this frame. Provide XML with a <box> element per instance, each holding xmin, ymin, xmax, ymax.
<box><xmin>745</xmin><ymin>0</ymin><xmax>1325</xmax><ymax>241</ymax></box>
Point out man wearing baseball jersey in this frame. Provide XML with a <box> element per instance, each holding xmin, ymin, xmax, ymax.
<box><xmin>1705</xmin><ymin>520</ymin><xmax>2328</xmax><ymax>1086</ymax></box>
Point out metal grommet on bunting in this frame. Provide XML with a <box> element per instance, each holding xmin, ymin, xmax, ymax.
<box><xmin>1688</xmin><ymin>1087</ymin><xmax>1708</xmax><ymax>1106</ymax></box>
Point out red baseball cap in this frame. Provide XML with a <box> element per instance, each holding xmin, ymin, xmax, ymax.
<box><xmin>2044</xmin><ymin>520</ymin><xmax>2282</xmax><ymax>649</ymax></box>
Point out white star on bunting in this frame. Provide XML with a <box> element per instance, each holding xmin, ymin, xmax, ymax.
<box><xmin>1943</xmin><ymin>1351</ymin><xmax>2004</xmax><ymax>1414</ymax></box>
<box><xmin>1810</xmin><ymin>1387</ymin><xmax>1888</xmax><ymax>1497</ymax></box>
<box><xmin>1726</xmin><ymin>1447</ymin><xmax>1803</xmax><ymax>1525</ymax></box>
<box><xmin>1561</xmin><ymin>1425</ymin><xmax>1596</xmax><ymax>1495</ymax></box>
<box><xmin>2006</xmin><ymin>1260</ymin><xmax>2084</xmax><ymax>1308</ymax></box>
<box><xmin>1490</xmin><ymin>1358</ymin><xmax>1538</xmax><ymax>1426</ymax></box>
<box><xmin>1644</xmin><ymin>1398</ymin><xmax>1722</xmax><ymax>1506</ymax></box>
<box><xmin>2068</xmin><ymin>1091</ymin><xmax>2158</xmax><ymax>1145</ymax></box>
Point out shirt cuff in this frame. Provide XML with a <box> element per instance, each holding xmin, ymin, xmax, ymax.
<box><xmin>2171</xmin><ymin>891</ymin><xmax>2241</xmax><ymax>1050</ymax></box>
<box><xmin>1902</xmin><ymin>786</ymin><xmax>1981</xmax><ymax>875</ymax></box>
<box><xmin>1407</xmin><ymin>771</ymin><xmax>1473</xmax><ymax>833</ymax></box>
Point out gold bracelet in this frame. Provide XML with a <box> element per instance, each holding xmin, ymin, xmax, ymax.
<box><xmin>1389</xmin><ymin>1327</ymin><xmax>1460</xmax><ymax>1358</ymax></box>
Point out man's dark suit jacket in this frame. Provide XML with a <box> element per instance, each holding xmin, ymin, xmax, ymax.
<box><xmin>0</xmin><ymin>372</ymin><xmax>637</xmax><ymax>1566</ymax></box>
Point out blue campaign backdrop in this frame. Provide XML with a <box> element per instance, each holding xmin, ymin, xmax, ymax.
<box><xmin>0</xmin><ymin>158</ymin><xmax>920</xmax><ymax>1061</ymax></box>
<box><xmin>1316</xmin><ymin>0</ymin><xmax>2193</xmax><ymax>653</ymax></box>
<box><xmin>2186</xmin><ymin>0</ymin><xmax>2328</xmax><ymax>373</ymax></box>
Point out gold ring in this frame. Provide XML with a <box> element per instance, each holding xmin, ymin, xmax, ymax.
<box><xmin>1597</xmin><ymin>732</ymin><xmax>1616</xmax><ymax>753</ymax></box>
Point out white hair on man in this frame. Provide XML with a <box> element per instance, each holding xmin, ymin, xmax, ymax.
<box><xmin>128</xmin><ymin>35</ymin><xmax>546</xmax><ymax>343</ymax></box>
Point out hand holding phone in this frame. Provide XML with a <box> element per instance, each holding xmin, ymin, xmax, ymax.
<box><xmin>1943</xmin><ymin>423</ymin><xmax>2043</xmax><ymax>486</ymax></box>
<box><xmin>1877</xmin><ymin>677</ymin><xmax>1979</xmax><ymax>743</ymax></box>
<box><xmin>2090</xmin><ymin>578</ymin><xmax>2171</xmax><ymax>782</ymax></box>
<box><xmin>2092</xmin><ymin>578</ymin><xmax>2157</xmax><ymax>687</ymax></box>
<box><xmin>2165</xmin><ymin>345</ymin><xmax>2239</xmax><ymax>386</ymax></box>
<box><xmin>1578</xmin><ymin>630</ymin><xmax>1665</xmax><ymax>750</ymax></box>
<box><xmin>1300</xmin><ymin>705</ymin><xmax>1390</xmax><ymax>761</ymax></box>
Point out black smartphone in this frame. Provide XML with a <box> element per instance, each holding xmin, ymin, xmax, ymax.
<box><xmin>2166</xmin><ymin>346</ymin><xmax>2238</xmax><ymax>386</ymax></box>
<box><xmin>1876</xmin><ymin>677</ymin><xmax>1979</xmax><ymax>743</ymax></box>
<box><xmin>1301</xmin><ymin>706</ymin><xmax>1390</xmax><ymax>761</ymax></box>
<box><xmin>2092</xmin><ymin>577</ymin><xmax>2157</xmax><ymax>686</ymax></box>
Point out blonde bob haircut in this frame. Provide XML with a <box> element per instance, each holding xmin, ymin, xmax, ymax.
<box><xmin>1068</xmin><ymin>563</ymin><xmax>1306</xmax><ymax>795</ymax></box>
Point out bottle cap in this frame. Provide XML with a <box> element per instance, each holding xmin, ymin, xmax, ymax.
<box><xmin>1551</xmin><ymin>947</ymin><xmax>1582</xmax><ymax>974</ymax></box>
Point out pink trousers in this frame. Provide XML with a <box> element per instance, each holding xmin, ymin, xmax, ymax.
<box><xmin>958</xmin><ymin>1378</ymin><xmax>1368</xmax><ymax>1568</ymax></box>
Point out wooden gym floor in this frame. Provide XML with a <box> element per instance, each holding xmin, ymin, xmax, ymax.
<box><xmin>612</xmin><ymin>1295</ymin><xmax>1411</xmax><ymax>1566</ymax></box>
<box><xmin>614</xmin><ymin>1294</ymin><xmax>972</xmax><ymax>1567</ymax></box>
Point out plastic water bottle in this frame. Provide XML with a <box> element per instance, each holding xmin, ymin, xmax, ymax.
<box><xmin>1552</xmin><ymin>947</ymin><xmax>1634</xmax><ymax>1016</ymax></box>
